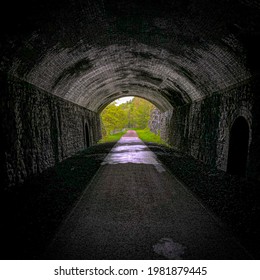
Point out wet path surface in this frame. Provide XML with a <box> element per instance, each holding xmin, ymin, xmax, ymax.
<box><xmin>45</xmin><ymin>131</ymin><xmax>251</xmax><ymax>259</ymax></box>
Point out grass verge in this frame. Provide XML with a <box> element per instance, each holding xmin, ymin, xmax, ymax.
<box><xmin>135</xmin><ymin>128</ymin><xmax>168</xmax><ymax>145</ymax></box>
<box><xmin>99</xmin><ymin>129</ymin><xmax>168</xmax><ymax>146</ymax></box>
<box><xmin>98</xmin><ymin>131</ymin><xmax>125</xmax><ymax>143</ymax></box>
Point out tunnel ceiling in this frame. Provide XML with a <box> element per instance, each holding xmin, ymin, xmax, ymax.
<box><xmin>1</xmin><ymin>0</ymin><xmax>259</xmax><ymax>112</ymax></box>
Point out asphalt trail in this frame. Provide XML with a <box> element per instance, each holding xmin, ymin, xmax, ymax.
<box><xmin>45</xmin><ymin>131</ymin><xmax>251</xmax><ymax>259</ymax></box>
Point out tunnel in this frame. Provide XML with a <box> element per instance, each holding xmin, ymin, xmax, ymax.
<box><xmin>0</xmin><ymin>0</ymin><xmax>260</xmax><ymax>260</ymax></box>
<box><xmin>1</xmin><ymin>0</ymin><xmax>259</xmax><ymax>186</ymax></box>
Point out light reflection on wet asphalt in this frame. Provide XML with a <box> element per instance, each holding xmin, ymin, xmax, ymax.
<box><xmin>45</xmin><ymin>132</ymin><xmax>252</xmax><ymax>260</ymax></box>
<box><xmin>101</xmin><ymin>136</ymin><xmax>166</xmax><ymax>173</ymax></box>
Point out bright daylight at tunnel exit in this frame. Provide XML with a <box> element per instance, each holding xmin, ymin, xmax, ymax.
<box><xmin>99</xmin><ymin>96</ymin><xmax>165</xmax><ymax>144</ymax></box>
<box><xmin>0</xmin><ymin>0</ymin><xmax>260</xmax><ymax>272</ymax></box>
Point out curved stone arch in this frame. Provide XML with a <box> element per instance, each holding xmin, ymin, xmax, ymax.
<box><xmin>96</xmin><ymin>88</ymin><xmax>173</xmax><ymax>113</ymax></box>
<box><xmin>216</xmin><ymin>104</ymin><xmax>252</xmax><ymax>172</ymax></box>
<box><xmin>97</xmin><ymin>92</ymin><xmax>166</xmax><ymax>114</ymax></box>
<box><xmin>226</xmin><ymin>115</ymin><xmax>250</xmax><ymax>175</ymax></box>
<box><xmin>50</xmin><ymin>60</ymin><xmax>201</xmax><ymax>112</ymax></box>
<box><xmin>1</xmin><ymin>0</ymin><xmax>259</xmax><ymax>186</ymax></box>
<box><xmin>228</xmin><ymin>105</ymin><xmax>252</xmax><ymax>146</ymax></box>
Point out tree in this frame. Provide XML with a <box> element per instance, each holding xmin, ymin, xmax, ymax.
<box><xmin>100</xmin><ymin>97</ymin><xmax>156</xmax><ymax>136</ymax></box>
<box><xmin>132</xmin><ymin>98</ymin><xmax>154</xmax><ymax>129</ymax></box>
<box><xmin>101</xmin><ymin>102</ymin><xmax>128</xmax><ymax>135</ymax></box>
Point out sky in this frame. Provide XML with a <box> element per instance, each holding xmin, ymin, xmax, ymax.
<box><xmin>115</xmin><ymin>96</ymin><xmax>134</xmax><ymax>106</ymax></box>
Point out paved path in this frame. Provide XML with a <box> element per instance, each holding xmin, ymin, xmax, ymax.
<box><xmin>45</xmin><ymin>131</ymin><xmax>251</xmax><ymax>259</ymax></box>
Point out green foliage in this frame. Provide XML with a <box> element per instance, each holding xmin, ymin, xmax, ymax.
<box><xmin>135</xmin><ymin>128</ymin><xmax>168</xmax><ymax>145</ymax></box>
<box><xmin>130</xmin><ymin>98</ymin><xmax>155</xmax><ymax>129</ymax></box>
<box><xmin>100</xmin><ymin>97</ymin><xmax>155</xmax><ymax>137</ymax></box>
<box><xmin>101</xmin><ymin>102</ymin><xmax>128</xmax><ymax>136</ymax></box>
<box><xmin>98</xmin><ymin>131</ymin><xmax>125</xmax><ymax>143</ymax></box>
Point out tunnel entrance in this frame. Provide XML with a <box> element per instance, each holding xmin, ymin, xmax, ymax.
<box><xmin>227</xmin><ymin>116</ymin><xmax>249</xmax><ymax>176</ymax></box>
<box><xmin>85</xmin><ymin>123</ymin><xmax>90</xmax><ymax>148</ymax></box>
<box><xmin>100</xmin><ymin>96</ymin><xmax>163</xmax><ymax>143</ymax></box>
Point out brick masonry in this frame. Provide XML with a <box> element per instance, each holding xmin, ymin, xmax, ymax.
<box><xmin>150</xmin><ymin>79</ymin><xmax>259</xmax><ymax>180</ymax></box>
<box><xmin>0</xmin><ymin>0</ymin><xmax>259</xmax><ymax>185</ymax></box>
<box><xmin>0</xmin><ymin>74</ymin><xmax>101</xmax><ymax>188</ymax></box>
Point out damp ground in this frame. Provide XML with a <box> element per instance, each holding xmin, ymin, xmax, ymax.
<box><xmin>1</xmin><ymin>139</ymin><xmax>259</xmax><ymax>260</ymax></box>
<box><xmin>146</xmin><ymin>142</ymin><xmax>260</xmax><ymax>259</ymax></box>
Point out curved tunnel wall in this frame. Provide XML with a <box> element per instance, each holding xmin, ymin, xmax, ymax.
<box><xmin>0</xmin><ymin>75</ymin><xmax>101</xmax><ymax>188</ymax></box>
<box><xmin>0</xmin><ymin>0</ymin><xmax>260</xmax><ymax>187</ymax></box>
<box><xmin>157</xmin><ymin>80</ymin><xmax>254</xmax><ymax>172</ymax></box>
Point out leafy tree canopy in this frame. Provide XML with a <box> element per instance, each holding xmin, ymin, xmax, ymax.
<box><xmin>101</xmin><ymin>97</ymin><xmax>155</xmax><ymax>136</ymax></box>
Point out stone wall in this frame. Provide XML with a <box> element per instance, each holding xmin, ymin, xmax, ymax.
<box><xmin>0</xmin><ymin>74</ymin><xmax>101</xmax><ymax>189</ymax></box>
<box><xmin>152</xmin><ymin>79</ymin><xmax>258</xmax><ymax>179</ymax></box>
<box><xmin>148</xmin><ymin>108</ymin><xmax>173</xmax><ymax>143</ymax></box>
<box><xmin>247</xmin><ymin>77</ymin><xmax>260</xmax><ymax>180</ymax></box>
<box><xmin>148</xmin><ymin>108</ymin><xmax>161</xmax><ymax>135</ymax></box>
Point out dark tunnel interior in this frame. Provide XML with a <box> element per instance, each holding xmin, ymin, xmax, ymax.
<box><xmin>227</xmin><ymin>116</ymin><xmax>250</xmax><ymax>176</ymax></box>
<box><xmin>0</xmin><ymin>0</ymin><xmax>260</xmax><ymax>261</ymax></box>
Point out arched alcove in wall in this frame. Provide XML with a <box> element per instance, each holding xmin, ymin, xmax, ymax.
<box><xmin>85</xmin><ymin>122</ymin><xmax>90</xmax><ymax>148</ymax></box>
<box><xmin>227</xmin><ymin>116</ymin><xmax>250</xmax><ymax>176</ymax></box>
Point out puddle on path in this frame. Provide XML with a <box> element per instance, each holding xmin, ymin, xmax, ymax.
<box><xmin>101</xmin><ymin>137</ymin><xmax>165</xmax><ymax>173</ymax></box>
<box><xmin>153</xmin><ymin>238</ymin><xmax>186</xmax><ymax>259</ymax></box>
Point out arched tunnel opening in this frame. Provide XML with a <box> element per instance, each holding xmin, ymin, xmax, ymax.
<box><xmin>0</xmin><ymin>0</ymin><xmax>260</xmax><ymax>261</ymax></box>
<box><xmin>100</xmin><ymin>96</ymin><xmax>162</xmax><ymax>143</ymax></box>
<box><xmin>227</xmin><ymin>116</ymin><xmax>250</xmax><ymax>176</ymax></box>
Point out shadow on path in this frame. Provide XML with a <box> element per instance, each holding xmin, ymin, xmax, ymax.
<box><xmin>45</xmin><ymin>133</ymin><xmax>252</xmax><ymax>260</ymax></box>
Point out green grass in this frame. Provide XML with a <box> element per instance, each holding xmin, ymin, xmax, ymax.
<box><xmin>98</xmin><ymin>131</ymin><xmax>125</xmax><ymax>143</ymax></box>
<box><xmin>134</xmin><ymin>128</ymin><xmax>168</xmax><ymax>145</ymax></box>
<box><xmin>99</xmin><ymin>129</ymin><xmax>168</xmax><ymax>145</ymax></box>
